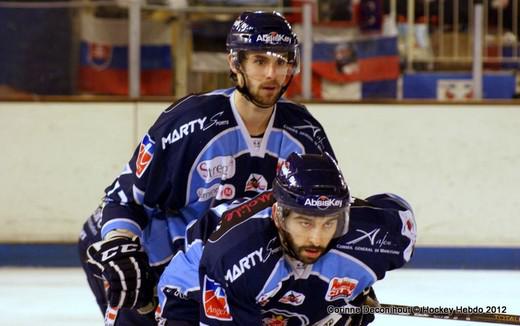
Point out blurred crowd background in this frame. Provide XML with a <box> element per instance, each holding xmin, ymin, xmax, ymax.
<box><xmin>0</xmin><ymin>0</ymin><xmax>519</xmax><ymax>101</ymax></box>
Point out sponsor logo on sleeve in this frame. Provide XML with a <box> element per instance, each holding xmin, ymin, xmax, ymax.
<box><xmin>203</xmin><ymin>276</ymin><xmax>232</xmax><ymax>321</ymax></box>
<box><xmin>337</xmin><ymin>228</ymin><xmax>400</xmax><ymax>255</ymax></box>
<box><xmin>325</xmin><ymin>277</ymin><xmax>358</xmax><ymax>301</ymax></box>
<box><xmin>278</xmin><ymin>290</ymin><xmax>305</xmax><ymax>306</ymax></box>
<box><xmin>197</xmin><ymin>156</ymin><xmax>236</xmax><ymax>182</ymax></box>
<box><xmin>245</xmin><ymin>173</ymin><xmax>268</xmax><ymax>192</ymax></box>
<box><xmin>135</xmin><ymin>134</ymin><xmax>155</xmax><ymax>178</ymax></box>
<box><xmin>283</xmin><ymin>119</ymin><xmax>327</xmax><ymax>150</ymax></box>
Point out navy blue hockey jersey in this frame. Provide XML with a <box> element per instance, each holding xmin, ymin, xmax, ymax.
<box><xmin>97</xmin><ymin>88</ymin><xmax>335</xmax><ymax>266</ymax></box>
<box><xmin>157</xmin><ymin>192</ymin><xmax>416</xmax><ymax>325</ymax></box>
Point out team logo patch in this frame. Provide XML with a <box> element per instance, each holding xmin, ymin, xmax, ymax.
<box><xmin>325</xmin><ymin>277</ymin><xmax>358</xmax><ymax>301</ymax></box>
<box><xmin>135</xmin><ymin>134</ymin><xmax>155</xmax><ymax>178</ymax></box>
<box><xmin>245</xmin><ymin>173</ymin><xmax>268</xmax><ymax>192</ymax></box>
<box><xmin>262</xmin><ymin>315</ymin><xmax>288</xmax><ymax>326</ymax></box>
<box><xmin>278</xmin><ymin>290</ymin><xmax>305</xmax><ymax>306</ymax></box>
<box><xmin>203</xmin><ymin>276</ymin><xmax>232</xmax><ymax>321</ymax></box>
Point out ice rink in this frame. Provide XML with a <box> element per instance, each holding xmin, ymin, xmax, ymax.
<box><xmin>1</xmin><ymin>267</ymin><xmax>518</xmax><ymax>326</ymax></box>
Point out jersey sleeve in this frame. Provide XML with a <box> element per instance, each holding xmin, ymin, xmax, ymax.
<box><xmin>339</xmin><ymin>193</ymin><xmax>417</xmax><ymax>279</ymax></box>
<box><xmin>157</xmin><ymin>203</ymin><xmax>230</xmax><ymax>323</ymax></box>
<box><xmin>157</xmin><ymin>237</ymin><xmax>203</xmax><ymax>323</ymax></box>
<box><xmin>101</xmin><ymin>132</ymin><xmax>170</xmax><ymax>238</ymax></box>
<box><xmin>312</xmin><ymin>117</ymin><xmax>337</xmax><ymax>159</ymax></box>
<box><xmin>199</xmin><ymin>250</ymin><xmax>262</xmax><ymax>325</ymax></box>
<box><xmin>99</xmin><ymin>101</ymin><xmax>193</xmax><ymax>238</ymax></box>
<box><xmin>279</xmin><ymin>103</ymin><xmax>337</xmax><ymax>160</ymax></box>
<box><xmin>364</xmin><ymin>193</ymin><xmax>417</xmax><ymax>263</ymax></box>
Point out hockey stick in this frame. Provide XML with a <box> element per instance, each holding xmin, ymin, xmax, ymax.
<box><xmin>313</xmin><ymin>303</ymin><xmax>520</xmax><ymax>326</ymax></box>
<box><xmin>377</xmin><ymin>303</ymin><xmax>520</xmax><ymax>325</ymax></box>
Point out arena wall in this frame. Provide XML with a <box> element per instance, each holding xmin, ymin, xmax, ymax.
<box><xmin>1</xmin><ymin>101</ymin><xmax>519</xmax><ymax>267</ymax></box>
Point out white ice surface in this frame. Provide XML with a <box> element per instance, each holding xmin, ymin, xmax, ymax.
<box><xmin>0</xmin><ymin>268</ymin><xmax>518</xmax><ymax>325</ymax></box>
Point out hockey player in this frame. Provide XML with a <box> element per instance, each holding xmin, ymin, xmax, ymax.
<box><xmin>157</xmin><ymin>152</ymin><xmax>416</xmax><ymax>325</ymax></box>
<box><xmin>79</xmin><ymin>11</ymin><xmax>338</xmax><ymax>325</ymax></box>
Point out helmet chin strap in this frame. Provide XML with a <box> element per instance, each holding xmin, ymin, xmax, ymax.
<box><xmin>235</xmin><ymin>69</ymin><xmax>294</xmax><ymax>109</ymax></box>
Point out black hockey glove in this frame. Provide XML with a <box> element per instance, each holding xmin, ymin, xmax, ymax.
<box><xmin>348</xmin><ymin>287</ymin><xmax>378</xmax><ymax>326</ymax></box>
<box><xmin>86</xmin><ymin>235</ymin><xmax>154</xmax><ymax>310</ymax></box>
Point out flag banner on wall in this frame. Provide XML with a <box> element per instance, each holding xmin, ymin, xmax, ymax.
<box><xmin>403</xmin><ymin>72</ymin><xmax>516</xmax><ymax>99</ymax></box>
<box><xmin>78</xmin><ymin>13</ymin><xmax>172</xmax><ymax>96</ymax></box>
<box><xmin>287</xmin><ymin>35</ymin><xmax>399</xmax><ymax>99</ymax></box>
<box><xmin>486</xmin><ymin>44</ymin><xmax>520</xmax><ymax>70</ymax></box>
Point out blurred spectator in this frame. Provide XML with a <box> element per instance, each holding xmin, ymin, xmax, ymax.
<box><xmin>335</xmin><ymin>43</ymin><xmax>359</xmax><ymax>74</ymax></box>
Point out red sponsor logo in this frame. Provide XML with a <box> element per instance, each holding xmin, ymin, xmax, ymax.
<box><xmin>219</xmin><ymin>184</ymin><xmax>235</xmax><ymax>199</ymax></box>
<box><xmin>203</xmin><ymin>276</ymin><xmax>232</xmax><ymax>321</ymax></box>
<box><xmin>135</xmin><ymin>134</ymin><xmax>155</xmax><ymax>178</ymax></box>
<box><xmin>325</xmin><ymin>277</ymin><xmax>358</xmax><ymax>301</ymax></box>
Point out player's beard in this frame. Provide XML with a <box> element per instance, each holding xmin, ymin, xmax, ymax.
<box><xmin>248</xmin><ymin>81</ymin><xmax>282</xmax><ymax>108</ymax></box>
<box><xmin>284</xmin><ymin>232</ymin><xmax>326</xmax><ymax>265</ymax></box>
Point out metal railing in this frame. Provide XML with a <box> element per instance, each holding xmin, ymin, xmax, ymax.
<box><xmin>398</xmin><ymin>0</ymin><xmax>519</xmax><ymax>70</ymax></box>
<box><xmin>1</xmin><ymin>0</ymin><xmax>518</xmax><ymax>100</ymax></box>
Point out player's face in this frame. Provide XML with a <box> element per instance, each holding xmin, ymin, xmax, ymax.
<box><xmin>283</xmin><ymin>212</ymin><xmax>339</xmax><ymax>264</ymax></box>
<box><xmin>240</xmin><ymin>51</ymin><xmax>292</xmax><ymax>107</ymax></box>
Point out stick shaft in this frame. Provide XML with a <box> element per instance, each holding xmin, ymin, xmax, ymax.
<box><xmin>378</xmin><ymin>304</ymin><xmax>520</xmax><ymax>325</ymax></box>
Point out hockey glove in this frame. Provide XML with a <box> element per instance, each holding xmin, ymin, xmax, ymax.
<box><xmin>86</xmin><ymin>234</ymin><xmax>154</xmax><ymax>310</ymax></box>
<box><xmin>348</xmin><ymin>287</ymin><xmax>378</xmax><ymax>326</ymax></box>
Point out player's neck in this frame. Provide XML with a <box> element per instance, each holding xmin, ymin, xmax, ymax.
<box><xmin>234</xmin><ymin>91</ymin><xmax>274</xmax><ymax>136</ymax></box>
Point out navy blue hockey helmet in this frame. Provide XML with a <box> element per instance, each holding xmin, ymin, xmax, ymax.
<box><xmin>273</xmin><ymin>152</ymin><xmax>351</xmax><ymax>237</ymax></box>
<box><xmin>226</xmin><ymin>11</ymin><xmax>300</xmax><ymax>108</ymax></box>
<box><xmin>227</xmin><ymin>11</ymin><xmax>299</xmax><ymax>56</ymax></box>
<box><xmin>227</xmin><ymin>11</ymin><xmax>300</xmax><ymax>74</ymax></box>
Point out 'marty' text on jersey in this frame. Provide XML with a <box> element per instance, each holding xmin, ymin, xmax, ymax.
<box><xmin>95</xmin><ymin>88</ymin><xmax>335</xmax><ymax>267</ymax></box>
<box><xmin>157</xmin><ymin>192</ymin><xmax>416</xmax><ymax>325</ymax></box>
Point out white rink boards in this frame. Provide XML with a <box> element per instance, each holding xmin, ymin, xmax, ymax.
<box><xmin>1</xmin><ymin>102</ymin><xmax>520</xmax><ymax>247</ymax></box>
